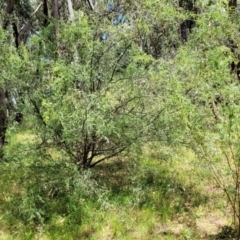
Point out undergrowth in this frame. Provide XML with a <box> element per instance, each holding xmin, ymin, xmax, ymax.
<box><xmin>0</xmin><ymin>132</ymin><xmax>231</xmax><ymax>239</ymax></box>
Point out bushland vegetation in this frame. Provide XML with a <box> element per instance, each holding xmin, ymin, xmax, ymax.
<box><xmin>1</xmin><ymin>0</ymin><xmax>240</xmax><ymax>239</ymax></box>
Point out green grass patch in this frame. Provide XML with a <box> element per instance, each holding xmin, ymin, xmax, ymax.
<box><xmin>0</xmin><ymin>132</ymin><xmax>232</xmax><ymax>239</ymax></box>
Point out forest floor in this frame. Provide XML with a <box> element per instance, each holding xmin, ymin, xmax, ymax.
<box><xmin>0</xmin><ymin>132</ymin><xmax>234</xmax><ymax>240</ymax></box>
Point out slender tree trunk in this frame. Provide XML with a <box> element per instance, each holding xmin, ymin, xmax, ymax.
<box><xmin>12</xmin><ymin>22</ymin><xmax>20</xmax><ymax>48</ymax></box>
<box><xmin>43</xmin><ymin>0</ymin><xmax>49</xmax><ymax>26</ymax></box>
<box><xmin>180</xmin><ymin>21</ymin><xmax>188</xmax><ymax>42</ymax></box>
<box><xmin>51</xmin><ymin>0</ymin><xmax>60</xmax><ymax>56</ymax></box>
<box><xmin>229</xmin><ymin>0</ymin><xmax>237</xmax><ymax>8</ymax></box>
<box><xmin>6</xmin><ymin>0</ymin><xmax>15</xmax><ymax>13</ymax></box>
<box><xmin>67</xmin><ymin>0</ymin><xmax>74</xmax><ymax>20</ymax></box>
<box><xmin>66</xmin><ymin>0</ymin><xmax>80</xmax><ymax>61</ymax></box>
<box><xmin>179</xmin><ymin>0</ymin><xmax>189</xmax><ymax>43</ymax></box>
<box><xmin>4</xmin><ymin>0</ymin><xmax>19</xmax><ymax>48</ymax></box>
<box><xmin>227</xmin><ymin>1</ymin><xmax>240</xmax><ymax>81</ymax></box>
<box><xmin>51</xmin><ymin>0</ymin><xmax>59</xmax><ymax>37</ymax></box>
<box><xmin>3</xmin><ymin>0</ymin><xmax>15</xmax><ymax>28</ymax></box>
<box><xmin>0</xmin><ymin>88</ymin><xmax>7</xmax><ymax>156</ymax></box>
<box><xmin>86</xmin><ymin>0</ymin><xmax>98</xmax><ymax>11</ymax></box>
<box><xmin>0</xmin><ymin>0</ymin><xmax>17</xmax><ymax>155</ymax></box>
<box><xmin>179</xmin><ymin>0</ymin><xmax>196</xmax><ymax>43</ymax></box>
<box><xmin>52</xmin><ymin>0</ymin><xmax>59</xmax><ymax>19</ymax></box>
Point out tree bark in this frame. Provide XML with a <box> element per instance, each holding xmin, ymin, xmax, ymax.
<box><xmin>67</xmin><ymin>0</ymin><xmax>74</xmax><ymax>20</ymax></box>
<box><xmin>4</xmin><ymin>0</ymin><xmax>19</xmax><ymax>48</ymax></box>
<box><xmin>51</xmin><ymin>0</ymin><xmax>59</xmax><ymax>39</ymax></box>
<box><xmin>229</xmin><ymin>0</ymin><xmax>237</xmax><ymax>8</ymax></box>
<box><xmin>179</xmin><ymin>0</ymin><xmax>195</xmax><ymax>43</ymax></box>
<box><xmin>0</xmin><ymin>0</ymin><xmax>17</xmax><ymax>155</ymax></box>
<box><xmin>0</xmin><ymin>88</ymin><xmax>7</xmax><ymax>156</ymax></box>
<box><xmin>180</xmin><ymin>21</ymin><xmax>188</xmax><ymax>42</ymax></box>
<box><xmin>228</xmin><ymin>1</ymin><xmax>240</xmax><ymax>80</ymax></box>
<box><xmin>6</xmin><ymin>0</ymin><xmax>15</xmax><ymax>14</ymax></box>
<box><xmin>52</xmin><ymin>0</ymin><xmax>59</xmax><ymax>19</ymax></box>
<box><xmin>3</xmin><ymin>0</ymin><xmax>15</xmax><ymax>29</ymax></box>
<box><xmin>86</xmin><ymin>0</ymin><xmax>98</xmax><ymax>11</ymax></box>
<box><xmin>43</xmin><ymin>0</ymin><xmax>49</xmax><ymax>26</ymax></box>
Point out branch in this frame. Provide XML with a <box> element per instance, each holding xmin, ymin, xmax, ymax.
<box><xmin>210</xmin><ymin>99</ymin><xmax>224</xmax><ymax>122</ymax></box>
<box><xmin>29</xmin><ymin>97</ymin><xmax>46</xmax><ymax>126</ymax></box>
<box><xmin>90</xmin><ymin>147</ymin><xmax>126</xmax><ymax>167</ymax></box>
<box><xmin>86</xmin><ymin>0</ymin><xmax>97</xmax><ymax>11</ymax></box>
<box><xmin>109</xmin><ymin>43</ymin><xmax>132</xmax><ymax>83</ymax></box>
<box><xmin>31</xmin><ymin>2</ymin><xmax>43</xmax><ymax>16</ymax></box>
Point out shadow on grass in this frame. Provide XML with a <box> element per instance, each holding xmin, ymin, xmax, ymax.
<box><xmin>93</xmin><ymin>158</ymin><xmax>209</xmax><ymax>219</ymax></box>
<box><xmin>207</xmin><ymin>226</ymin><xmax>237</xmax><ymax>240</ymax></box>
<box><xmin>0</xmin><ymin>155</ymin><xmax>213</xmax><ymax>239</ymax></box>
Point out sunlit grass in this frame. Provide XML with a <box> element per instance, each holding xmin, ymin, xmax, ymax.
<box><xmin>0</xmin><ymin>131</ymin><xmax>233</xmax><ymax>239</ymax></box>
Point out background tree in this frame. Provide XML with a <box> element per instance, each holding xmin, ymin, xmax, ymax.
<box><xmin>20</xmin><ymin>15</ymin><xmax>169</xmax><ymax>169</ymax></box>
<box><xmin>173</xmin><ymin>1</ymin><xmax>240</xmax><ymax>235</ymax></box>
<box><xmin>1</xmin><ymin>0</ymin><xmax>188</xmax><ymax>169</ymax></box>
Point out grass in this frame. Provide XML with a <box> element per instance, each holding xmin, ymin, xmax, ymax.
<box><xmin>0</xmin><ymin>132</ymin><xmax>233</xmax><ymax>239</ymax></box>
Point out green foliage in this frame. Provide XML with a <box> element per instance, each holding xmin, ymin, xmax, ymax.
<box><xmin>17</xmin><ymin>14</ymin><xmax>179</xmax><ymax>169</ymax></box>
<box><xmin>2</xmin><ymin>0</ymin><xmax>240</xmax><ymax>239</ymax></box>
<box><xmin>171</xmin><ymin>1</ymin><xmax>240</xmax><ymax>236</ymax></box>
<box><xmin>3</xmin><ymin>159</ymin><xmax>108</xmax><ymax>225</ymax></box>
